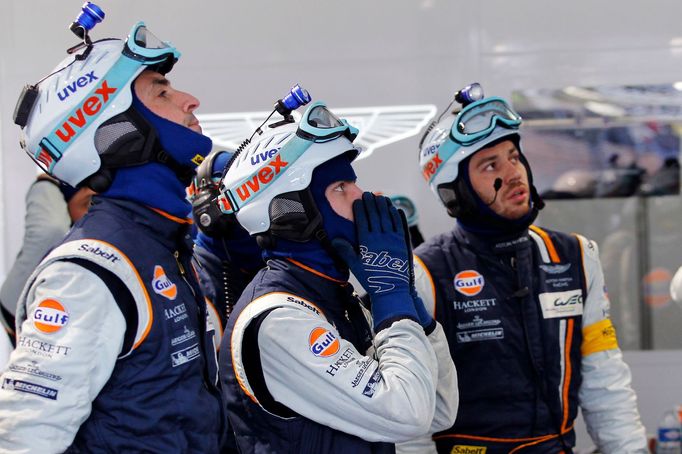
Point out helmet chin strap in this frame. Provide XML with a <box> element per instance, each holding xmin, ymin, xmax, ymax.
<box><xmin>87</xmin><ymin>106</ymin><xmax>199</xmax><ymax>191</ymax></box>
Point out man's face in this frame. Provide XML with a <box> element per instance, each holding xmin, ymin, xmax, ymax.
<box><xmin>133</xmin><ymin>70</ymin><xmax>203</xmax><ymax>133</ymax></box>
<box><xmin>325</xmin><ymin>180</ymin><xmax>364</xmax><ymax>221</ymax></box>
<box><xmin>468</xmin><ymin>139</ymin><xmax>531</xmax><ymax>220</ymax></box>
<box><xmin>67</xmin><ymin>187</ymin><xmax>96</xmax><ymax>222</ymax></box>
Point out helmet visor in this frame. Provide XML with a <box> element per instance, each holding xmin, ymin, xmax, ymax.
<box><xmin>452</xmin><ymin>98</ymin><xmax>521</xmax><ymax>145</ymax></box>
<box><xmin>297</xmin><ymin>102</ymin><xmax>358</xmax><ymax>142</ymax></box>
<box><xmin>123</xmin><ymin>22</ymin><xmax>180</xmax><ymax>73</ymax></box>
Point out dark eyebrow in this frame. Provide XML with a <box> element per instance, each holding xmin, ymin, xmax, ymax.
<box><xmin>475</xmin><ymin>155</ymin><xmax>498</xmax><ymax>168</ymax></box>
<box><xmin>152</xmin><ymin>77</ymin><xmax>170</xmax><ymax>87</ymax></box>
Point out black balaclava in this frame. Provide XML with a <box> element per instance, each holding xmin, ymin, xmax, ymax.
<box><xmin>455</xmin><ymin>137</ymin><xmax>543</xmax><ymax>238</ymax></box>
<box><xmin>101</xmin><ymin>87</ymin><xmax>212</xmax><ymax>219</ymax></box>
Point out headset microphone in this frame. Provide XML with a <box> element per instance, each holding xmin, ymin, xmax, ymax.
<box><xmin>486</xmin><ymin>178</ymin><xmax>503</xmax><ymax>206</ymax></box>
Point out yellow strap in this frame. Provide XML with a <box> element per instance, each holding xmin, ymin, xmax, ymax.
<box><xmin>581</xmin><ymin>319</ymin><xmax>619</xmax><ymax>356</ymax></box>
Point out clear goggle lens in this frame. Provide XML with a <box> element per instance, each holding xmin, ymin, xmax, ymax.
<box><xmin>298</xmin><ymin>102</ymin><xmax>358</xmax><ymax>142</ymax></box>
<box><xmin>306</xmin><ymin>105</ymin><xmax>346</xmax><ymax>129</ymax></box>
<box><xmin>452</xmin><ymin>98</ymin><xmax>522</xmax><ymax>146</ymax></box>
<box><xmin>133</xmin><ymin>25</ymin><xmax>168</xmax><ymax>50</ymax></box>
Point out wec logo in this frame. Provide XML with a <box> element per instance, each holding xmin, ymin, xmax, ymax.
<box><xmin>554</xmin><ymin>294</ymin><xmax>583</xmax><ymax>307</ymax></box>
<box><xmin>55</xmin><ymin>80</ymin><xmax>117</xmax><ymax>143</ymax></box>
<box><xmin>235</xmin><ymin>154</ymin><xmax>288</xmax><ymax>202</ymax></box>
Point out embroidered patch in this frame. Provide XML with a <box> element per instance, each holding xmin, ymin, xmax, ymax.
<box><xmin>32</xmin><ymin>299</ymin><xmax>69</xmax><ymax>334</ymax></box>
<box><xmin>152</xmin><ymin>265</ymin><xmax>177</xmax><ymax>300</ymax></box>
<box><xmin>539</xmin><ymin>290</ymin><xmax>583</xmax><ymax>319</ymax></box>
<box><xmin>2</xmin><ymin>378</ymin><xmax>58</xmax><ymax>400</ymax></box>
<box><xmin>309</xmin><ymin>327</ymin><xmax>340</xmax><ymax>358</ymax></box>
<box><xmin>454</xmin><ymin>270</ymin><xmax>485</xmax><ymax>296</ymax></box>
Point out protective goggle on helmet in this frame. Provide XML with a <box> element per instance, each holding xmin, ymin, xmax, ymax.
<box><xmin>418</xmin><ymin>85</ymin><xmax>522</xmax><ymax>206</ymax></box>
<box><xmin>218</xmin><ymin>101</ymin><xmax>359</xmax><ymax>237</ymax></box>
<box><xmin>14</xmin><ymin>21</ymin><xmax>180</xmax><ymax>187</ymax></box>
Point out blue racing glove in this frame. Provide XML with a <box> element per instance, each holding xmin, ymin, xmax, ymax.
<box><xmin>332</xmin><ymin>192</ymin><xmax>419</xmax><ymax>332</ymax></box>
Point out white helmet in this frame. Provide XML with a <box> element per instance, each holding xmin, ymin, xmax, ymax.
<box><xmin>418</xmin><ymin>96</ymin><xmax>522</xmax><ymax>207</ymax></box>
<box><xmin>14</xmin><ymin>21</ymin><xmax>180</xmax><ymax>188</ymax></box>
<box><xmin>218</xmin><ymin>101</ymin><xmax>359</xmax><ymax>241</ymax></box>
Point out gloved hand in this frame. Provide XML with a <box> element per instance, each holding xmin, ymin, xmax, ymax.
<box><xmin>332</xmin><ymin>192</ymin><xmax>419</xmax><ymax>331</ymax></box>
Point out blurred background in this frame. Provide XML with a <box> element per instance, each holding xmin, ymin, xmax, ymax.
<box><xmin>1</xmin><ymin>0</ymin><xmax>681</xmax><ymax>448</ymax></box>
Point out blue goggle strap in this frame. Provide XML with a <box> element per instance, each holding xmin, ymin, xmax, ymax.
<box><xmin>38</xmin><ymin>56</ymin><xmax>142</xmax><ymax>164</ymax></box>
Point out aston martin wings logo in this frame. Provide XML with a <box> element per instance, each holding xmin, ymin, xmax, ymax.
<box><xmin>197</xmin><ymin>105</ymin><xmax>436</xmax><ymax>160</ymax></box>
<box><xmin>539</xmin><ymin>263</ymin><xmax>572</xmax><ymax>274</ymax></box>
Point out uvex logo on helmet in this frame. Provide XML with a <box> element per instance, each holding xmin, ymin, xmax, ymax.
<box><xmin>309</xmin><ymin>327</ymin><xmax>340</xmax><ymax>357</ymax></box>
<box><xmin>454</xmin><ymin>270</ymin><xmax>485</xmax><ymax>296</ymax></box>
<box><xmin>421</xmin><ymin>152</ymin><xmax>443</xmax><ymax>181</ymax></box>
<box><xmin>152</xmin><ymin>265</ymin><xmax>177</xmax><ymax>300</ymax></box>
<box><xmin>55</xmin><ymin>80</ymin><xmax>118</xmax><ymax>143</ymax></box>
<box><xmin>235</xmin><ymin>153</ymin><xmax>289</xmax><ymax>202</ymax></box>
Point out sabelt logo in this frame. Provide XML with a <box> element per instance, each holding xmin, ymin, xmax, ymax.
<box><xmin>451</xmin><ymin>446</ymin><xmax>487</xmax><ymax>454</ymax></box>
<box><xmin>55</xmin><ymin>81</ymin><xmax>117</xmax><ymax>143</ymax></box>
<box><xmin>454</xmin><ymin>270</ymin><xmax>485</xmax><ymax>296</ymax></box>
<box><xmin>421</xmin><ymin>153</ymin><xmax>443</xmax><ymax>181</ymax></box>
<box><xmin>32</xmin><ymin>299</ymin><xmax>69</xmax><ymax>334</ymax></box>
<box><xmin>309</xmin><ymin>327</ymin><xmax>340</xmax><ymax>357</ymax></box>
<box><xmin>152</xmin><ymin>265</ymin><xmax>177</xmax><ymax>300</ymax></box>
<box><xmin>235</xmin><ymin>153</ymin><xmax>288</xmax><ymax>202</ymax></box>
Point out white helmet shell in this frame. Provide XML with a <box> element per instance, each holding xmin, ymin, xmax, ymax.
<box><xmin>19</xmin><ymin>21</ymin><xmax>180</xmax><ymax>188</ymax></box>
<box><xmin>20</xmin><ymin>39</ymin><xmax>143</xmax><ymax>187</ymax></box>
<box><xmin>419</xmin><ymin>110</ymin><xmax>519</xmax><ymax>202</ymax></box>
<box><xmin>221</xmin><ymin>122</ymin><xmax>358</xmax><ymax>236</ymax></box>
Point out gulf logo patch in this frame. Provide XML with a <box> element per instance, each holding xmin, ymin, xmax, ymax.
<box><xmin>454</xmin><ymin>270</ymin><xmax>485</xmax><ymax>296</ymax></box>
<box><xmin>32</xmin><ymin>299</ymin><xmax>69</xmax><ymax>333</ymax></box>
<box><xmin>309</xmin><ymin>327</ymin><xmax>340</xmax><ymax>357</ymax></box>
<box><xmin>152</xmin><ymin>265</ymin><xmax>177</xmax><ymax>300</ymax></box>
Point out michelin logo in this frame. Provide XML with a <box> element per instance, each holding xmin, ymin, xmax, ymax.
<box><xmin>362</xmin><ymin>368</ymin><xmax>382</xmax><ymax>398</ymax></box>
<box><xmin>171</xmin><ymin>343</ymin><xmax>200</xmax><ymax>367</ymax></box>
<box><xmin>2</xmin><ymin>378</ymin><xmax>58</xmax><ymax>400</ymax></box>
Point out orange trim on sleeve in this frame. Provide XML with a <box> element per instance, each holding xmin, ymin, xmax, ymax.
<box><xmin>582</xmin><ymin>319</ymin><xmax>618</xmax><ymax>356</ymax></box>
<box><xmin>286</xmin><ymin>258</ymin><xmax>347</xmax><ymax>283</ymax></box>
<box><xmin>529</xmin><ymin>225</ymin><xmax>561</xmax><ymax>263</ymax></box>
<box><xmin>205</xmin><ymin>297</ymin><xmax>224</xmax><ymax>341</ymax></box>
<box><xmin>93</xmin><ymin>239</ymin><xmax>154</xmax><ymax>351</ymax></box>
<box><xmin>561</xmin><ymin>318</ymin><xmax>574</xmax><ymax>432</ymax></box>
<box><xmin>574</xmin><ymin>233</ymin><xmax>589</xmax><ymax>294</ymax></box>
<box><xmin>230</xmin><ymin>291</ymin><xmax>326</xmax><ymax>405</ymax></box>
<box><xmin>413</xmin><ymin>254</ymin><xmax>437</xmax><ymax>319</ymax></box>
<box><xmin>148</xmin><ymin>207</ymin><xmax>193</xmax><ymax>224</ymax></box>
<box><xmin>436</xmin><ymin>424</ymin><xmax>575</xmax><ymax>451</ymax></box>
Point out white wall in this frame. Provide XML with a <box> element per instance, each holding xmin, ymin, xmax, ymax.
<box><xmin>4</xmin><ymin>0</ymin><xmax>682</xmax><ymax>272</ymax></box>
<box><xmin>1</xmin><ymin>0</ymin><xmax>681</xmax><ymax>446</ymax></box>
